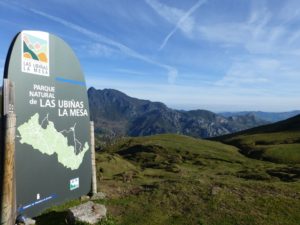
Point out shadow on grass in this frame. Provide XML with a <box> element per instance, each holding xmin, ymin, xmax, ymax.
<box><xmin>267</xmin><ymin>166</ymin><xmax>300</xmax><ymax>182</ymax></box>
<box><xmin>35</xmin><ymin>211</ymin><xmax>68</xmax><ymax>225</ymax></box>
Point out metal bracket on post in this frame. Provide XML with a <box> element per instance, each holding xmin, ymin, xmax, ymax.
<box><xmin>0</xmin><ymin>79</ymin><xmax>16</xmax><ymax>225</ymax></box>
<box><xmin>90</xmin><ymin>121</ymin><xmax>97</xmax><ymax>196</ymax></box>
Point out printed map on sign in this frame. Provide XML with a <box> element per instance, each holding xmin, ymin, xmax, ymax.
<box><xmin>17</xmin><ymin>113</ymin><xmax>89</xmax><ymax>170</ymax></box>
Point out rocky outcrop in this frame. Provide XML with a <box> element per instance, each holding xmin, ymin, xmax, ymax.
<box><xmin>66</xmin><ymin>201</ymin><xmax>107</xmax><ymax>224</ymax></box>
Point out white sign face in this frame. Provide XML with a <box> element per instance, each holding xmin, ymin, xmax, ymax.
<box><xmin>21</xmin><ymin>31</ymin><xmax>49</xmax><ymax>76</ymax></box>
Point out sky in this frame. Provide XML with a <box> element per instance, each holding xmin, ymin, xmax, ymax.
<box><xmin>0</xmin><ymin>0</ymin><xmax>300</xmax><ymax>112</ymax></box>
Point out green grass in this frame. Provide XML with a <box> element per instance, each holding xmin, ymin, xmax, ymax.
<box><xmin>218</xmin><ymin>131</ymin><xmax>300</xmax><ymax>164</ymax></box>
<box><xmin>94</xmin><ymin>134</ymin><xmax>300</xmax><ymax>225</ymax></box>
<box><xmin>215</xmin><ymin>115</ymin><xmax>300</xmax><ymax>164</ymax></box>
<box><xmin>260</xmin><ymin>143</ymin><xmax>300</xmax><ymax>164</ymax></box>
<box><xmin>35</xmin><ymin>134</ymin><xmax>300</xmax><ymax>225</ymax></box>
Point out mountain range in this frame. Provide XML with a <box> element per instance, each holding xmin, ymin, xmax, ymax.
<box><xmin>0</xmin><ymin>87</ymin><xmax>299</xmax><ymax>140</ymax></box>
<box><xmin>220</xmin><ymin>110</ymin><xmax>300</xmax><ymax>123</ymax></box>
<box><xmin>88</xmin><ymin>88</ymin><xmax>270</xmax><ymax>139</ymax></box>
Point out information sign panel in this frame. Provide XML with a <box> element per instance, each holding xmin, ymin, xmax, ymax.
<box><xmin>3</xmin><ymin>31</ymin><xmax>92</xmax><ymax>217</ymax></box>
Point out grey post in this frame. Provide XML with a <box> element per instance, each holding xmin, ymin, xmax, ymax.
<box><xmin>90</xmin><ymin>121</ymin><xmax>97</xmax><ymax>195</ymax></box>
<box><xmin>0</xmin><ymin>79</ymin><xmax>16</xmax><ymax>225</ymax></box>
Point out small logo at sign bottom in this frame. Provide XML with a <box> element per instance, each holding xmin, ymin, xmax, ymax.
<box><xmin>70</xmin><ymin>178</ymin><xmax>79</xmax><ymax>190</ymax></box>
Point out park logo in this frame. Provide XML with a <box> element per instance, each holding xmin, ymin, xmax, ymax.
<box><xmin>21</xmin><ymin>31</ymin><xmax>49</xmax><ymax>76</ymax></box>
<box><xmin>70</xmin><ymin>178</ymin><xmax>80</xmax><ymax>191</ymax></box>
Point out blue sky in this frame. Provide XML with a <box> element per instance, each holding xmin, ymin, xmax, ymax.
<box><xmin>0</xmin><ymin>0</ymin><xmax>300</xmax><ymax>112</ymax></box>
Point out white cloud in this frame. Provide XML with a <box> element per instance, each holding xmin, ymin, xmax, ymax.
<box><xmin>215</xmin><ymin>56</ymin><xmax>300</xmax><ymax>92</ymax></box>
<box><xmin>189</xmin><ymin>1</ymin><xmax>300</xmax><ymax>94</ymax></box>
<box><xmin>146</xmin><ymin>0</ymin><xmax>206</xmax><ymax>49</ymax></box>
<box><xmin>195</xmin><ymin>2</ymin><xmax>300</xmax><ymax>57</ymax></box>
<box><xmin>146</xmin><ymin>0</ymin><xmax>195</xmax><ymax>34</ymax></box>
<box><xmin>159</xmin><ymin>0</ymin><xmax>206</xmax><ymax>50</ymax></box>
<box><xmin>113</xmin><ymin>68</ymin><xmax>151</xmax><ymax>77</ymax></box>
<box><xmin>30</xmin><ymin>8</ymin><xmax>178</xmax><ymax>84</ymax></box>
<box><xmin>216</xmin><ymin>58</ymin><xmax>278</xmax><ymax>87</ymax></box>
<box><xmin>80</xmin><ymin>43</ymin><xmax>117</xmax><ymax>57</ymax></box>
<box><xmin>144</xmin><ymin>0</ymin><xmax>285</xmax><ymax>56</ymax></box>
<box><xmin>145</xmin><ymin>0</ymin><xmax>298</xmax><ymax>56</ymax></box>
<box><xmin>278</xmin><ymin>0</ymin><xmax>300</xmax><ymax>23</ymax></box>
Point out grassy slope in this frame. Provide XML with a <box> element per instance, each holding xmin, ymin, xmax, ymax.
<box><xmin>214</xmin><ymin>115</ymin><xmax>300</xmax><ymax>164</ymax></box>
<box><xmin>35</xmin><ymin>134</ymin><xmax>300</xmax><ymax>225</ymax></box>
<box><xmin>93</xmin><ymin>134</ymin><xmax>300</xmax><ymax>225</ymax></box>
